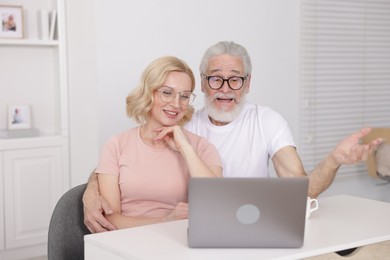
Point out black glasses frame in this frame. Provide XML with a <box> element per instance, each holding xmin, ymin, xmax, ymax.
<box><xmin>202</xmin><ymin>74</ymin><xmax>247</xmax><ymax>90</ymax></box>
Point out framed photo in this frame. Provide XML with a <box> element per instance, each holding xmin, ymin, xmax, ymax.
<box><xmin>0</xmin><ymin>5</ymin><xmax>23</xmax><ymax>39</ymax></box>
<box><xmin>8</xmin><ymin>104</ymin><xmax>31</xmax><ymax>129</ymax></box>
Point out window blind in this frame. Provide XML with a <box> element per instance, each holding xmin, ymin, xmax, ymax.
<box><xmin>300</xmin><ymin>0</ymin><xmax>390</xmax><ymax>175</ymax></box>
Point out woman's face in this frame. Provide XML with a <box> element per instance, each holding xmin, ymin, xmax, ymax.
<box><xmin>150</xmin><ymin>71</ymin><xmax>192</xmax><ymax>127</ymax></box>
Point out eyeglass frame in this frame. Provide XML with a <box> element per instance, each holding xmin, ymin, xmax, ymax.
<box><xmin>202</xmin><ymin>74</ymin><xmax>248</xmax><ymax>90</ymax></box>
<box><xmin>156</xmin><ymin>87</ymin><xmax>196</xmax><ymax>105</ymax></box>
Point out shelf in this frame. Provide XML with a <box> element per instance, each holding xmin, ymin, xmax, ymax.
<box><xmin>0</xmin><ymin>135</ymin><xmax>68</xmax><ymax>150</ymax></box>
<box><xmin>0</xmin><ymin>1</ymin><xmax>69</xmax><ymax>259</ymax></box>
<box><xmin>0</xmin><ymin>39</ymin><xmax>59</xmax><ymax>47</ymax></box>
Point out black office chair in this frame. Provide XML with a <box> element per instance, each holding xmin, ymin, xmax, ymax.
<box><xmin>48</xmin><ymin>183</ymin><xmax>90</xmax><ymax>260</ymax></box>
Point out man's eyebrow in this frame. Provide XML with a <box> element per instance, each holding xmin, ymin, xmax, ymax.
<box><xmin>208</xmin><ymin>69</ymin><xmax>242</xmax><ymax>75</ymax></box>
<box><xmin>209</xmin><ymin>69</ymin><xmax>222</xmax><ymax>74</ymax></box>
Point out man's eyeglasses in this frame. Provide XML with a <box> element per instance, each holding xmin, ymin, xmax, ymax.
<box><xmin>202</xmin><ymin>74</ymin><xmax>247</xmax><ymax>90</ymax></box>
<box><xmin>157</xmin><ymin>87</ymin><xmax>196</xmax><ymax>105</ymax></box>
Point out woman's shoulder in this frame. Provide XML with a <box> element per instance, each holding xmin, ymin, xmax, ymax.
<box><xmin>183</xmin><ymin>127</ymin><xmax>205</xmax><ymax>140</ymax></box>
<box><xmin>105</xmin><ymin>127</ymin><xmax>138</xmax><ymax>146</ymax></box>
<box><xmin>183</xmin><ymin>128</ymin><xmax>215</xmax><ymax>148</ymax></box>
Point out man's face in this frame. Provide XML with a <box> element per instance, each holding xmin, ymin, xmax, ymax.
<box><xmin>201</xmin><ymin>54</ymin><xmax>251</xmax><ymax>125</ymax></box>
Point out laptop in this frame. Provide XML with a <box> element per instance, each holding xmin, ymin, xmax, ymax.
<box><xmin>188</xmin><ymin>177</ymin><xmax>309</xmax><ymax>248</ymax></box>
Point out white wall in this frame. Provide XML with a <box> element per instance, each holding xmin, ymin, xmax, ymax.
<box><xmin>94</xmin><ymin>0</ymin><xmax>300</xmax><ymax>147</ymax></box>
<box><xmin>66</xmin><ymin>0</ymin><xmax>390</xmax><ymax>202</ymax></box>
<box><xmin>66</xmin><ymin>0</ymin><xmax>99</xmax><ymax>185</ymax></box>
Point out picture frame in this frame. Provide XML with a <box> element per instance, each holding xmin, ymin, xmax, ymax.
<box><xmin>0</xmin><ymin>5</ymin><xmax>23</xmax><ymax>39</ymax></box>
<box><xmin>8</xmin><ymin>104</ymin><xmax>31</xmax><ymax>129</ymax></box>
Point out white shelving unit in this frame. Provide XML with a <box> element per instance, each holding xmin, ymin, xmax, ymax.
<box><xmin>0</xmin><ymin>0</ymin><xmax>69</xmax><ymax>259</ymax></box>
<box><xmin>0</xmin><ymin>39</ymin><xmax>59</xmax><ymax>46</ymax></box>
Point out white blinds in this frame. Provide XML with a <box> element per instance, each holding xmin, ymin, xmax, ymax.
<box><xmin>300</xmin><ymin>0</ymin><xmax>390</xmax><ymax>175</ymax></box>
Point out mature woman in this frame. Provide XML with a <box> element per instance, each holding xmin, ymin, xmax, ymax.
<box><xmin>96</xmin><ymin>56</ymin><xmax>222</xmax><ymax>230</ymax></box>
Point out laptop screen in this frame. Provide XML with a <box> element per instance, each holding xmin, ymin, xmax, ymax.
<box><xmin>188</xmin><ymin>177</ymin><xmax>309</xmax><ymax>248</ymax></box>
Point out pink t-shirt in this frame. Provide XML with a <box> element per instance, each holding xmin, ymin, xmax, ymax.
<box><xmin>95</xmin><ymin>127</ymin><xmax>221</xmax><ymax>218</ymax></box>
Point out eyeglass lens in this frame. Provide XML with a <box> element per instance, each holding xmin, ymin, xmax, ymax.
<box><xmin>159</xmin><ymin>88</ymin><xmax>195</xmax><ymax>105</ymax></box>
<box><xmin>206</xmin><ymin>76</ymin><xmax>245</xmax><ymax>90</ymax></box>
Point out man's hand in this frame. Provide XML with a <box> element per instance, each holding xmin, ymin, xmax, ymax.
<box><xmin>83</xmin><ymin>190</ymin><xmax>117</xmax><ymax>233</ymax></box>
<box><xmin>330</xmin><ymin>127</ymin><xmax>383</xmax><ymax>168</ymax></box>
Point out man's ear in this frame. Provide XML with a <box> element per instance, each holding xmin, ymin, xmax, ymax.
<box><xmin>244</xmin><ymin>74</ymin><xmax>252</xmax><ymax>93</ymax></box>
<box><xmin>201</xmin><ymin>80</ymin><xmax>206</xmax><ymax>93</ymax></box>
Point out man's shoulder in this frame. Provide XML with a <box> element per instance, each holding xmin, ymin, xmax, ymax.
<box><xmin>186</xmin><ymin>108</ymin><xmax>206</xmax><ymax>129</ymax></box>
<box><xmin>192</xmin><ymin>107</ymin><xmax>205</xmax><ymax>118</ymax></box>
<box><xmin>243</xmin><ymin>104</ymin><xmax>281</xmax><ymax>119</ymax></box>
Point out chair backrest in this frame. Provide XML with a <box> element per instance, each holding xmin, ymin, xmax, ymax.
<box><xmin>48</xmin><ymin>183</ymin><xmax>90</xmax><ymax>260</ymax></box>
<box><xmin>361</xmin><ymin>128</ymin><xmax>390</xmax><ymax>179</ymax></box>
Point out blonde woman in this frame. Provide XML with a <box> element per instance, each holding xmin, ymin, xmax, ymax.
<box><xmin>96</xmin><ymin>56</ymin><xmax>222</xmax><ymax>230</ymax></box>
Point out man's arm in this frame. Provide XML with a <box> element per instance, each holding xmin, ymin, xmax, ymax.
<box><xmin>83</xmin><ymin>170</ymin><xmax>117</xmax><ymax>233</ymax></box>
<box><xmin>307</xmin><ymin>127</ymin><xmax>383</xmax><ymax>198</ymax></box>
<box><xmin>272</xmin><ymin>128</ymin><xmax>383</xmax><ymax>198</ymax></box>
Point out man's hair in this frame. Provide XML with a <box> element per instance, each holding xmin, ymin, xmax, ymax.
<box><xmin>126</xmin><ymin>56</ymin><xmax>195</xmax><ymax>124</ymax></box>
<box><xmin>199</xmin><ymin>41</ymin><xmax>252</xmax><ymax>75</ymax></box>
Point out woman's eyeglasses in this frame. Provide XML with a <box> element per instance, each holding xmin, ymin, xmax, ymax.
<box><xmin>157</xmin><ymin>87</ymin><xmax>196</xmax><ymax>105</ymax></box>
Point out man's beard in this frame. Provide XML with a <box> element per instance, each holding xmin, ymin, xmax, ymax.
<box><xmin>204</xmin><ymin>92</ymin><xmax>247</xmax><ymax>123</ymax></box>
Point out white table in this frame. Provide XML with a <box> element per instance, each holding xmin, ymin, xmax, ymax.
<box><xmin>84</xmin><ymin>195</ymin><xmax>390</xmax><ymax>260</ymax></box>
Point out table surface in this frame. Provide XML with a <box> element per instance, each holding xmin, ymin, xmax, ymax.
<box><xmin>84</xmin><ymin>195</ymin><xmax>390</xmax><ymax>260</ymax></box>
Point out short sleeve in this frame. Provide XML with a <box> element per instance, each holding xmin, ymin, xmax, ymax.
<box><xmin>95</xmin><ymin>135</ymin><xmax>122</xmax><ymax>176</ymax></box>
<box><xmin>198</xmin><ymin>140</ymin><xmax>222</xmax><ymax>168</ymax></box>
<box><xmin>185</xmin><ymin>130</ymin><xmax>222</xmax><ymax>169</ymax></box>
<box><xmin>259</xmin><ymin>106</ymin><xmax>296</xmax><ymax>158</ymax></box>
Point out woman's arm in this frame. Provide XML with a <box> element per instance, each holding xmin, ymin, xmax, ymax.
<box><xmin>154</xmin><ymin>126</ymin><xmax>222</xmax><ymax>178</ymax></box>
<box><xmin>97</xmin><ymin>173</ymin><xmax>188</xmax><ymax>229</ymax></box>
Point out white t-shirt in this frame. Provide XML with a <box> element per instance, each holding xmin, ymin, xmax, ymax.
<box><xmin>185</xmin><ymin>104</ymin><xmax>295</xmax><ymax>177</ymax></box>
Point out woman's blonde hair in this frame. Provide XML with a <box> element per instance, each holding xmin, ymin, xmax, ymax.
<box><xmin>126</xmin><ymin>56</ymin><xmax>195</xmax><ymax>125</ymax></box>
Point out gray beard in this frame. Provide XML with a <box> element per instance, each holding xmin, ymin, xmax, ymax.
<box><xmin>204</xmin><ymin>93</ymin><xmax>247</xmax><ymax>123</ymax></box>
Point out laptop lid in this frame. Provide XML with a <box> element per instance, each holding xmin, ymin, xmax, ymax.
<box><xmin>188</xmin><ymin>177</ymin><xmax>308</xmax><ymax>248</ymax></box>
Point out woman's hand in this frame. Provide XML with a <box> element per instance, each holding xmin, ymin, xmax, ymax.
<box><xmin>154</xmin><ymin>125</ymin><xmax>222</xmax><ymax>178</ymax></box>
<box><xmin>154</xmin><ymin>125</ymin><xmax>190</xmax><ymax>152</ymax></box>
<box><xmin>164</xmin><ymin>202</ymin><xmax>189</xmax><ymax>222</ymax></box>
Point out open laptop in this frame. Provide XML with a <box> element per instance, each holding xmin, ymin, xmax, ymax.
<box><xmin>188</xmin><ymin>177</ymin><xmax>308</xmax><ymax>248</ymax></box>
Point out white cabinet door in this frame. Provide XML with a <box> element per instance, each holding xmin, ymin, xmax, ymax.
<box><xmin>3</xmin><ymin>147</ymin><xmax>63</xmax><ymax>249</ymax></box>
<box><xmin>0</xmin><ymin>153</ymin><xmax>4</xmax><ymax>251</ymax></box>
